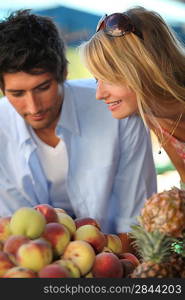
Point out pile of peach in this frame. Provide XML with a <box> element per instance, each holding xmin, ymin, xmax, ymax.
<box><xmin>0</xmin><ymin>204</ymin><xmax>139</xmax><ymax>278</ymax></box>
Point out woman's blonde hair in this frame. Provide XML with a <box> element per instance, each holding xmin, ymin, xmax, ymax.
<box><xmin>79</xmin><ymin>6</ymin><xmax>185</xmax><ymax>126</ymax></box>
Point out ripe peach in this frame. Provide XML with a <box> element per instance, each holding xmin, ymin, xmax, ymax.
<box><xmin>0</xmin><ymin>217</ymin><xmax>11</xmax><ymax>242</ymax></box>
<box><xmin>17</xmin><ymin>238</ymin><xmax>53</xmax><ymax>272</ymax></box>
<box><xmin>118</xmin><ymin>252</ymin><xmax>140</xmax><ymax>267</ymax></box>
<box><xmin>63</xmin><ymin>240</ymin><xmax>95</xmax><ymax>276</ymax></box>
<box><xmin>0</xmin><ymin>251</ymin><xmax>15</xmax><ymax>277</ymax></box>
<box><xmin>92</xmin><ymin>252</ymin><xmax>123</xmax><ymax>278</ymax></box>
<box><xmin>74</xmin><ymin>217</ymin><xmax>101</xmax><ymax>230</ymax></box>
<box><xmin>42</xmin><ymin>222</ymin><xmax>70</xmax><ymax>257</ymax></box>
<box><xmin>106</xmin><ymin>234</ymin><xmax>123</xmax><ymax>255</ymax></box>
<box><xmin>38</xmin><ymin>263</ymin><xmax>70</xmax><ymax>278</ymax></box>
<box><xmin>10</xmin><ymin>207</ymin><xmax>46</xmax><ymax>239</ymax></box>
<box><xmin>57</xmin><ymin>213</ymin><xmax>76</xmax><ymax>236</ymax></box>
<box><xmin>74</xmin><ymin>224</ymin><xmax>106</xmax><ymax>253</ymax></box>
<box><xmin>54</xmin><ymin>208</ymin><xmax>67</xmax><ymax>214</ymax></box>
<box><xmin>56</xmin><ymin>259</ymin><xmax>81</xmax><ymax>278</ymax></box>
<box><xmin>120</xmin><ymin>259</ymin><xmax>136</xmax><ymax>277</ymax></box>
<box><xmin>3</xmin><ymin>266</ymin><xmax>37</xmax><ymax>278</ymax></box>
<box><xmin>3</xmin><ymin>235</ymin><xmax>30</xmax><ymax>264</ymax></box>
<box><xmin>34</xmin><ymin>204</ymin><xmax>58</xmax><ymax>223</ymax></box>
<box><xmin>0</xmin><ymin>242</ymin><xmax>3</xmax><ymax>251</ymax></box>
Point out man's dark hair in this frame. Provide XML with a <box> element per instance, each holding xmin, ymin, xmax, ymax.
<box><xmin>0</xmin><ymin>9</ymin><xmax>68</xmax><ymax>89</ymax></box>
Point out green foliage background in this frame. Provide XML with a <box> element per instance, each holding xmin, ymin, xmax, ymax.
<box><xmin>66</xmin><ymin>47</ymin><xmax>92</xmax><ymax>80</ymax></box>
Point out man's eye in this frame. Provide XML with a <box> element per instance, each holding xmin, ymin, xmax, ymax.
<box><xmin>11</xmin><ymin>92</ymin><xmax>23</xmax><ymax>97</ymax></box>
<box><xmin>38</xmin><ymin>84</ymin><xmax>50</xmax><ymax>91</ymax></box>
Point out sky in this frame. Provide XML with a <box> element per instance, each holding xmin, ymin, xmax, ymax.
<box><xmin>0</xmin><ymin>0</ymin><xmax>185</xmax><ymax>22</ymax></box>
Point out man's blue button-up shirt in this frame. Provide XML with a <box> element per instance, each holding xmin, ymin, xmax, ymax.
<box><xmin>0</xmin><ymin>79</ymin><xmax>157</xmax><ymax>233</ymax></box>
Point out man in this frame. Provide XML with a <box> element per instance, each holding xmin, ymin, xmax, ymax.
<box><xmin>0</xmin><ymin>10</ymin><xmax>157</xmax><ymax>235</ymax></box>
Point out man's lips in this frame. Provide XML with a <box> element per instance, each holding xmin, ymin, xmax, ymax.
<box><xmin>28</xmin><ymin>112</ymin><xmax>47</xmax><ymax>121</ymax></box>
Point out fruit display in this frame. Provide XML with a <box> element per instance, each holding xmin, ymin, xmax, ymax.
<box><xmin>0</xmin><ymin>204</ymin><xmax>139</xmax><ymax>278</ymax></box>
<box><xmin>129</xmin><ymin>187</ymin><xmax>185</xmax><ymax>278</ymax></box>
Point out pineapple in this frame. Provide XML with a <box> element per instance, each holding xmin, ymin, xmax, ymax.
<box><xmin>139</xmin><ymin>187</ymin><xmax>185</xmax><ymax>238</ymax></box>
<box><xmin>129</xmin><ymin>225</ymin><xmax>174</xmax><ymax>278</ymax></box>
<box><xmin>170</xmin><ymin>238</ymin><xmax>185</xmax><ymax>277</ymax></box>
<box><xmin>169</xmin><ymin>253</ymin><xmax>185</xmax><ymax>278</ymax></box>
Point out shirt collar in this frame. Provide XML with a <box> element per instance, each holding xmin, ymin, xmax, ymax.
<box><xmin>18</xmin><ymin>80</ymin><xmax>81</xmax><ymax>148</ymax></box>
<box><xmin>56</xmin><ymin>81</ymin><xmax>80</xmax><ymax>136</ymax></box>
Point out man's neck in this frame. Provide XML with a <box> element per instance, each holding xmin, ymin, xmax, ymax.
<box><xmin>34</xmin><ymin>117</ymin><xmax>60</xmax><ymax>148</ymax></box>
<box><xmin>34</xmin><ymin>128</ymin><xmax>60</xmax><ymax>148</ymax></box>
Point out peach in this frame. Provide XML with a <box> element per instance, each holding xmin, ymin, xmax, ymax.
<box><xmin>118</xmin><ymin>233</ymin><xmax>137</xmax><ymax>254</ymax></box>
<box><xmin>92</xmin><ymin>252</ymin><xmax>123</xmax><ymax>278</ymax></box>
<box><xmin>34</xmin><ymin>204</ymin><xmax>58</xmax><ymax>223</ymax></box>
<box><xmin>3</xmin><ymin>235</ymin><xmax>30</xmax><ymax>264</ymax></box>
<box><xmin>10</xmin><ymin>207</ymin><xmax>46</xmax><ymax>239</ymax></box>
<box><xmin>74</xmin><ymin>217</ymin><xmax>101</xmax><ymax>230</ymax></box>
<box><xmin>120</xmin><ymin>259</ymin><xmax>136</xmax><ymax>277</ymax></box>
<box><xmin>38</xmin><ymin>263</ymin><xmax>70</xmax><ymax>278</ymax></box>
<box><xmin>3</xmin><ymin>266</ymin><xmax>37</xmax><ymax>278</ymax></box>
<box><xmin>54</xmin><ymin>208</ymin><xmax>67</xmax><ymax>214</ymax></box>
<box><xmin>118</xmin><ymin>252</ymin><xmax>140</xmax><ymax>267</ymax></box>
<box><xmin>84</xmin><ymin>271</ymin><xmax>94</xmax><ymax>278</ymax></box>
<box><xmin>42</xmin><ymin>222</ymin><xmax>70</xmax><ymax>257</ymax></box>
<box><xmin>0</xmin><ymin>217</ymin><xmax>12</xmax><ymax>242</ymax></box>
<box><xmin>74</xmin><ymin>224</ymin><xmax>106</xmax><ymax>253</ymax></box>
<box><xmin>106</xmin><ymin>234</ymin><xmax>123</xmax><ymax>255</ymax></box>
<box><xmin>56</xmin><ymin>259</ymin><xmax>81</xmax><ymax>278</ymax></box>
<box><xmin>57</xmin><ymin>213</ymin><xmax>76</xmax><ymax>236</ymax></box>
<box><xmin>0</xmin><ymin>242</ymin><xmax>3</xmax><ymax>251</ymax></box>
<box><xmin>0</xmin><ymin>251</ymin><xmax>15</xmax><ymax>277</ymax></box>
<box><xmin>63</xmin><ymin>240</ymin><xmax>95</xmax><ymax>276</ymax></box>
<box><xmin>17</xmin><ymin>238</ymin><xmax>53</xmax><ymax>272</ymax></box>
<box><xmin>101</xmin><ymin>246</ymin><xmax>113</xmax><ymax>253</ymax></box>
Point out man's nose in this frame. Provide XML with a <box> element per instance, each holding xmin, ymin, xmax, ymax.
<box><xmin>26</xmin><ymin>93</ymin><xmax>42</xmax><ymax>114</ymax></box>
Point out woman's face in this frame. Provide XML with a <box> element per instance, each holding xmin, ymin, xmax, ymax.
<box><xmin>96</xmin><ymin>79</ymin><xmax>138</xmax><ymax>119</ymax></box>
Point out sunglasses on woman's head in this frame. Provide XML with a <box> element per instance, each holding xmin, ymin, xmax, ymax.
<box><xmin>96</xmin><ymin>13</ymin><xmax>143</xmax><ymax>40</ymax></box>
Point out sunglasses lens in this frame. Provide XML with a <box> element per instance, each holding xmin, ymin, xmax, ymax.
<box><xmin>105</xmin><ymin>14</ymin><xmax>133</xmax><ymax>36</ymax></box>
<box><xmin>96</xmin><ymin>13</ymin><xmax>142</xmax><ymax>39</ymax></box>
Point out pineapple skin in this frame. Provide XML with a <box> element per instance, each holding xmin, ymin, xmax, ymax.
<box><xmin>140</xmin><ymin>188</ymin><xmax>185</xmax><ymax>238</ymax></box>
<box><xmin>130</xmin><ymin>261</ymin><xmax>174</xmax><ymax>278</ymax></box>
<box><xmin>169</xmin><ymin>254</ymin><xmax>185</xmax><ymax>278</ymax></box>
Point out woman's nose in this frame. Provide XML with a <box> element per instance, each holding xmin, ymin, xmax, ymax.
<box><xmin>96</xmin><ymin>81</ymin><xmax>109</xmax><ymax>100</ymax></box>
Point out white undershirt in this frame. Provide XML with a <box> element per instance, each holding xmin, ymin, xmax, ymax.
<box><xmin>29</xmin><ymin>128</ymin><xmax>73</xmax><ymax>213</ymax></box>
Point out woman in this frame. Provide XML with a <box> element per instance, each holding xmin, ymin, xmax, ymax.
<box><xmin>80</xmin><ymin>6</ymin><xmax>185</xmax><ymax>188</ymax></box>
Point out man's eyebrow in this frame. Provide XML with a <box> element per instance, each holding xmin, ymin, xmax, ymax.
<box><xmin>5</xmin><ymin>79</ymin><xmax>52</xmax><ymax>92</ymax></box>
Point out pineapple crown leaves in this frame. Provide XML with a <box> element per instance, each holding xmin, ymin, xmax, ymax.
<box><xmin>129</xmin><ymin>225</ymin><xmax>174</xmax><ymax>263</ymax></box>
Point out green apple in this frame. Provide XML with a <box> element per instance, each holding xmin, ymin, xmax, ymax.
<box><xmin>10</xmin><ymin>207</ymin><xmax>46</xmax><ymax>239</ymax></box>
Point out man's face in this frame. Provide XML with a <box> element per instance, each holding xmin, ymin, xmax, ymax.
<box><xmin>3</xmin><ymin>71</ymin><xmax>63</xmax><ymax>130</ymax></box>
